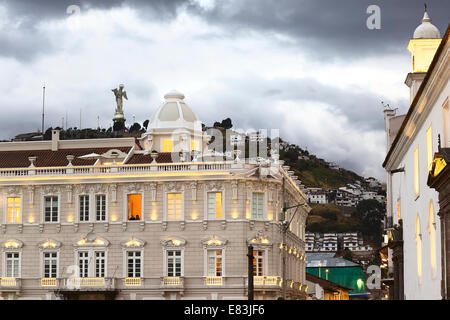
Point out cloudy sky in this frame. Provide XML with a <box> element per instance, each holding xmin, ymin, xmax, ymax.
<box><xmin>0</xmin><ymin>0</ymin><xmax>449</xmax><ymax>181</ymax></box>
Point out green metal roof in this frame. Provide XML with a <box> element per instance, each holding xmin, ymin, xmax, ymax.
<box><xmin>306</xmin><ymin>266</ymin><xmax>366</xmax><ymax>294</ymax></box>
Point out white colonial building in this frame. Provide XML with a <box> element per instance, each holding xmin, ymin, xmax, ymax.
<box><xmin>383</xmin><ymin>10</ymin><xmax>449</xmax><ymax>299</ymax></box>
<box><xmin>0</xmin><ymin>91</ymin><xmax>309</xmax><ymax>300</ymax></box>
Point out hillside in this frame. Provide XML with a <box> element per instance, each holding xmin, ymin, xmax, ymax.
<box><xmin>279</xmin><ymin>140</ymin><xmax>364</xmax><ymax>189</ymax></box>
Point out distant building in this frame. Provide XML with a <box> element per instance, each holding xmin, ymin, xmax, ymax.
<box><xmin>305</xmin><ymin>273</ymin><xmax>350</xmax><ymax>300</ymax></box>
<box><xmin>306</xmin><ymin>253</ymin><xmax>367</xmax><ymax>299</ymax></box>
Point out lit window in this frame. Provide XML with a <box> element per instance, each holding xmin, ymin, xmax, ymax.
<box><xmin>127</xmin><ymin>251</ymin><xmax>142</xmax><ymax>278</ymax></box>
<box><xmin>253</xmin><ymin>250</ymin><xmax>264</xmax><ymax>277</ymax></box>
<box><xmin>6</xmin><ymin>252</ymin><xmax>20</xmax><ymax>278</ymax></box>
<box><xmin>191</xmin><ymin>140</ymin><xmax>198</xmax><ymax>152</ymax></box>
<box><xmin>207</xmin><ymin>250</ymin><xmax>222</xmax><ymax>277</ymax></box>
<box><xmin>7</xmin><ymin>197</ymin><xmax>21</xmax><ymax>223</ymax></box>
<box><xmin>251</xmin><ymin>193</ymin><xmax>264</xmax><ymax>219</ymax></box>
<box><xmin>426</xmin><ymin>125</ymin><xmax>433</xmax><ymax>170</ymax></box>
<box><xmin>415</xmin><ymin>214</ymin><xmax>422</xmax><ymax>282</ymax></box>
<box><xmin>43</xmin><ymin>252</ymin><xmax>58</xmax><ymax>278</ymax></box>
<box><xmin>167</xmin><ymin>250</ymin><xmax>182</xmax><ymax>277</ymax></box>
<box><xmin>127</xmin><ymin>194</ymin><xmax>142</xmax><ymax>221</ymax></box>
<box><xmin>429</xmin><ymin>202</ymin><xmax>437</xmax><ymax>278</ymax></box>
<box><xmin>207</xmin><ymin>192</ymin><xmax>222</xmax><ymax>219</ymax></box>
<box><xmin>414</xmin><ymin>147</ymin><xmax>420</xmax><ymax>197</ymax></box>
<box><xmin>95</xmin><ymin>251</ymin><xmax>106</xmax><ymax>278</ymax></box>
<box><xmin>96</xmin><ymin>195</ymin><xmax>107</xmax><ymax>222</ymax></box>
<box><xmin>167</xmin><ymin>193</ymin><xmax>182</xmax><ymax>220</ymax></box>
<box><xmin>44</xmin><ymin>196</ymin><xmax>58</xmax><ymax>222</ymax></box>
<box><xmin>79</xmin><ymin>195</ymin><xmax>89</xmax><ymax>222</ymax></box>
<box><xmin>397</xmin><ymin>201</ymin><xmax>401</xmax><ymax>221</ymax></box>
<box><xmin>162</xmin><ymin>139</ymin><xmax>173</xmax><ymax>152</ymax></box>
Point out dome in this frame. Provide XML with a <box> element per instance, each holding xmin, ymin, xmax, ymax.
<box><xmin>147</xmin><ymin>90</ymin><xmax>200</xmax><ymax>133</ymax></box>
<box><xmin>413</xmin><ymin>11</ymin><xmax>441</xmax><ymax>39</ymax></box>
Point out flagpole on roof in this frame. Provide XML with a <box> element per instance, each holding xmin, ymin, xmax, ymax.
<box><xmin>41</xmin><ymin>85</ymin><xmax>46</xmax><ymax>134</ymax></box>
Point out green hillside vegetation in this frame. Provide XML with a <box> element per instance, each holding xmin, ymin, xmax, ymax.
<box><xmin>306</xmin><ymin>204</ymin><xmax>360</xmax><ymax>233</ymax></box>
<box><xmin>279</xmin><ymin>141</ymin><xmax>364</xmax><ymax>189</ymax></box>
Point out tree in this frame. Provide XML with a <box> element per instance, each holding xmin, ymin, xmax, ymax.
<box><xmin>129</xmin><ymin>122</ymin><xmax>142</xmax><ymax>133</ymax></box>
<box><xmin>221</xmin><ymin>118</ymin><xmax>232</xmax><ymax>129</ymax></box>
<box><xmin>143</xmin><ymin>119</ymin><xmax>149</xmax><ymax>130</ymax></box>
<box><xmin>352</xmin><ymin>199</ymin><xmax>385</xmax><ymax>245</ymax></box>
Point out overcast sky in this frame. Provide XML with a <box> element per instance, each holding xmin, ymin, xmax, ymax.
<box><xmin>0</xmin><ymin>0</ymin><xmax>449</xmax><ymax>181</ymax></box>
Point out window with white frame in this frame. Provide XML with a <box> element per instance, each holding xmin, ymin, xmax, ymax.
<box><xmin>167</xmin><ymin>250</ymin><xmax>182</xmax><ymax>277</ymax></box>
<box><xmin>127</xmin><ymin>251</ymin><xmax>142</xmax><ymax>278</ymax></box>
<box><xmin>95</xmin><ymin>251</ymin><xmax>106</xmax><ymax>278</ymax></box>
<box><xmin>78</xmin><ymin>251</ymin><xmax>89</xmax><ymax>278</ymax></box>
<box><xmin>253</xmin><ymin>250</ymin><xmax>264</xmax><ymax>276</ymax></box>
<box><xmin>207</xmin><ymin>249</ymin><xmax>222</xmax><ymax>277</ymax></box>
<box><xmin>5</xmin><ymin>252</ymin><xmax>20</xmax><ymax>278</ymax></box>
<box><xmin>44</xmin><ymin>196</ymin><xmax>59</xmax><ymax>222</ymax></box>
<box><xmin>79</xmin><ymin>195</ymin><xmax>90</xmax><ymax>222</ymax></box>
<box><xmin>167</xmin><ymin>193</ymin><xmax>182</xmax><ymax>220</ymax></box>
<box><xmin>251</xmin><ymin>193</ymin><xmax>264</xmax><ymax>219</ymax></box>
<box><xmin>207</xmin><ymin>192</ymin><xmax>223</xmax><ymax>219</ymax></box>
<box><xmin>96</xmin><ymin>195</ymin><xmax>107</xmax><ymax>222</ymax></box>
<box><xmin>43</xmin><ymin>252</ymin><xmax>58</xmax><ymax>278</ymax></box>
<box><xmin>6</xmin><ymin>197</ymin><xmax>21</xmax><ymax>223</ymax></box>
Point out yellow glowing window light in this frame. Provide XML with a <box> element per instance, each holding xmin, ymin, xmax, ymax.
<box><xmin>167</xmin><ymin>193</ymin><xmax>182</xmax><ymax>220</ymax></box>
<box><xmin>414</xmin><ymin>146</ymin><xmax>420</xmax><ymax>197</ymax></box>
<box><xmin>127</xmin><ymin>194</ymin><xmax>142</xmax><ymax>221</ymax></box>
<box><xmin>426</xmin><ymin>125</ymin><xmax>433</xmax><ymax>170</ymax></box>
<box><xmin>162</xmin><ymin>139</ymin><xmax>173</xmax><ymax>152</ymax></box>
<box><xmin>7</xmin><ymin>197</ymin><xmax>21</xmax><ymax>223</ymax></box>
<box><xmin>207</xmin><ymin>192</ymin><xmax>222</xmax><ymax>219</ymax></box>
<box><xmin>191</xmin><ymin>140</ymin><xmax>198</xmax><ymax>152</ymax></box>
<box><xmin>397</xmin><ymin>201</ymin><xmax>401</xmax><ymax>221</ymax></box>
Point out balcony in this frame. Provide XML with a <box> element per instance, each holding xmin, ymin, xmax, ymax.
<box><xmin>124</xmin><ymin>277</ymin><xmax>142</xmax><ymax>287</ymax></box>
<box><xmin>41</xmin><ymin>278</ymin><xmax>59</xmax><ymax>287</ymax></box>
<box><xmin>205</xmin><ymin>276</ymin><xmax>223</xmax><ymax>286</ymax></box>
<box><xmin>160</xmin><ymin>277</ymin><xmax>184</xmax><ymax>292</ymax></box>
<box><xmin>64</xmin><ymin>277</ymin><xmax>115</xmax><ymax>290</ymax></box>
<box><xmin>253</xmin><ymin>276</ymin><xmax>280</xmax><ymax>287</ymax></box>
<box><xmin>0</xmin><ymin>278</ymin><xmax>21</xmax><ymax>291</ymax></box>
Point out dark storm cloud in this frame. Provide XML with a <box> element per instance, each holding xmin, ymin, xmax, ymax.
<box><xmin>188</xmin><ymin>0</ymin><xmax>450</xmax><ymax>59</ymax></box>
<box><xmin>2</xmin><ymin>0</ymin><xmax>449</xmax><ymax>61</ymax></box>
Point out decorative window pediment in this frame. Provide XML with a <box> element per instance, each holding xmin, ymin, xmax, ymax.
<box><xmin>3</xmin><ymin>239</ymin><xmax>23</xmax><ymax>250</ymax></box>
<box><xmin>201</xmin><ymin>235</ymin><xmax>228</xmax><ymax>248</ymax></box>
<box><xmin>247</xmin><ymin>231</ymin><xmax>272</xmax><ymax>246</ymax></box>
<box><xmin>74</xmin><ymin>232</ymin><xmax>109</xmax><ymax>247</ymax></box>
<box><xmin>206</xmin><ymin>181</ymin><xmax>224</xmax><ymax>192</ymax></box>
<box><xmin>38</xmin><ymin>239</ymin><xmax>62</xmax><ymax>250</ymax></box>
<box><xmin>121</xmin><ymin>237</ymin><xmax>146</xmax><ymax>249</ymax></box>
<box><xmin>161</xmin><ymin>236</ymin><xmax>186</xmax><ymax>247</ymax></box>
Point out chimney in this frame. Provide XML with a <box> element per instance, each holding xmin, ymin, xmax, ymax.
<box><xmin>383</xmin><ymin>109</ymin><xmax>396</xmax><ymax>152</ymax></box>
<box><xmin>51</xmin><ymin>130</ymin><xmax>60</xmax><ymax>151</ymax></box>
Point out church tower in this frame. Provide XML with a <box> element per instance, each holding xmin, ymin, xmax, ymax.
<box><xmin>405</xmin><ymin>6</ymin><xmax>441</xmax><ymax>102</ymax></box>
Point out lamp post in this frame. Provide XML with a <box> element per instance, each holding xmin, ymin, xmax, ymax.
<box><xmin>248</xmin><ymin>245</ymin><xmax>254</xmax><ymax>300</ymax></box>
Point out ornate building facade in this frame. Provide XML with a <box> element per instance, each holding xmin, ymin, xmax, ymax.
<box><xmin>0</xmin><ymin>91</ymin><xmax>309</xmax><ymax>300</ymax></box>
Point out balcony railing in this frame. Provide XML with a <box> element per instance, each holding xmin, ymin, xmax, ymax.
<box><xmin>253</xmin><ymin>276</ymin><xmax>280</xmax><ymax>286</ymax></box>
<box><xmin>0</xmin><ymin>161</ymin><xmax>236</xmax><ymax>178</ymax></box>
<box><xmin>205</xmin><ymin>276</ymin><xmax>223</xmax><ymax>286</ymax></box>
<box><xmin>124</xmin><ymin>277</ymin><xmax>142</xmax><ymax>287</ymax></box>
<box><xmin>64</xmin><ymin>277</ymin><xmax>115</xmax><ymax>289</ymax></box>
<box><xmin>1</xmin><ymin>278</ymin><xmax>21</xmax><ymax>288</ymax></box>
<box><xmin>161</xmin><ymin>276</ymin><xmax>184</xmax><ymax>288</ymax></box>
<box><xmin>41</xmin><ymin>278</ymin><xmax>58</xmax><ymax>287</ymax></box>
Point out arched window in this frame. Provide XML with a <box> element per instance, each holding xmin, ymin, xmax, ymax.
<box><xmin>415</xmin><ymin>214</ymin><xmax>422</xmax><ymax>283</ymax></box>
<box><xmin>428</xmin><ymin>201</ymin><xmax>437</xmax><ymax>279</ymax></box>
